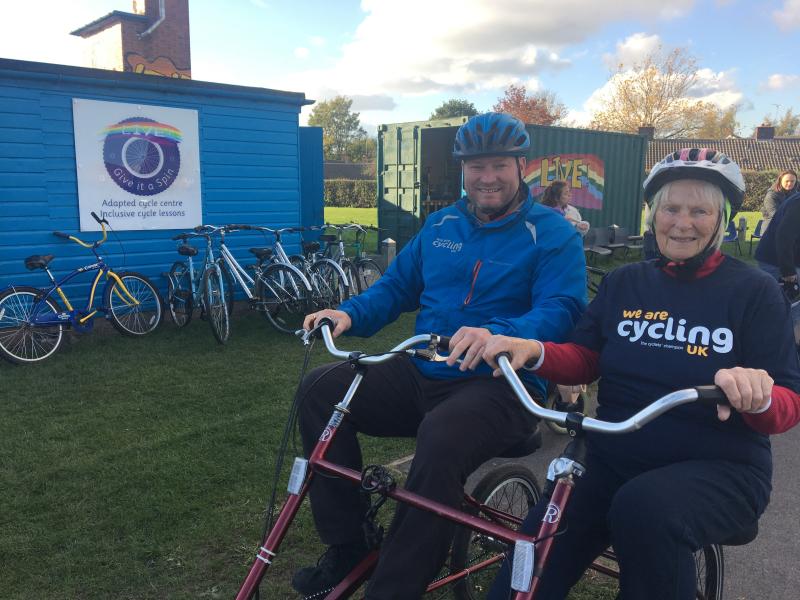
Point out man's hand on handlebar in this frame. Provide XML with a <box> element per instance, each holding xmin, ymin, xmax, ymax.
<box><xmin>714</xmin><ymin>367</ymin><xmax>773</xmax><ymax>421</ymax></box>
<box><xmin>445</xmin><ymin>326</ymin><xmax>494</xmax><ymax>371</ymax></box>
<box><xmin>482</xmin><ymin>335</ymin><xmax>543</xmax><ymax>377</ymax></box>
<box><xmin>303</xmin><ymin>309</ymin><xmax>352</xmax><ymax>338</ymax></box>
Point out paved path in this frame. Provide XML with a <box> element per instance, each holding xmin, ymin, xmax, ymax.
<box><xmin>468</xmin><ymin>418</ymin><xmax>800</xmax><ymax>600</ymax></box>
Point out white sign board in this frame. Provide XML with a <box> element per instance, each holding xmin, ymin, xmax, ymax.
<box><xmin>72</xmin><ymin>98</ymin><xmax>202</xmax><ymax>231</ymax></box>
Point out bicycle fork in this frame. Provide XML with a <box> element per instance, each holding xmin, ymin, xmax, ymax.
<box><xmin>235</xmin><ymin>371</ymin><xmax>368</xmax><ymax>600</ymax></box>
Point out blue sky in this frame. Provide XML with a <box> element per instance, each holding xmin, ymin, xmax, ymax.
<box><xmin>2</xmin><ymin>0</ymin><xmax>798</xmax><ymax>135</ymax></box>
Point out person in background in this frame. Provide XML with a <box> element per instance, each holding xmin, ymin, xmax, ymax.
<box><xmin>484</xmin><ymin>148</ymin><xmax>800</xmax><ymax>600</ymax></box>
<box><xmin>541</xmin><ymin>180</ymin><xmax>590</xmax><ymax>235</ymax></box>
<box><xmin>762</xmin><ymin>170</ymin><xmax>798</xmax><ymax>231</ymax></box>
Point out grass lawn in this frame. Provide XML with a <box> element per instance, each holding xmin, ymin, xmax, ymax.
<box><xmin>1</xmin><ymin>311</ymin><xmax>416</xmax><ymax>599</ymax></box>
<box><xmin>324</xmin><ymin>206</ymin><xmax>377</xmax><ymax>227</ymax></box>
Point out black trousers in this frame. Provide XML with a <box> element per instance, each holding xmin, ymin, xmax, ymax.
<box><xmin>488</xmin><ymin>453</ymin><xmax>769</xmax><ymax>600</ymax></box>
<box><xmin>297</xmin><ymin>355</ymin><xmax>539</xmax><ymax>600</ymax></box>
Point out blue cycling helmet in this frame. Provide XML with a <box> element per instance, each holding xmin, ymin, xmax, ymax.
<box><xmin>453</xmin><ymin>113</ymin><xmax>530</xmax><ymax>159</ymax></box>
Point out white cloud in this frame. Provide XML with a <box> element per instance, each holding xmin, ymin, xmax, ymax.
<box><xmin>350</xmin><ymin>94</ymin><xmax>397</xmax><ymax>111</ymax></box>
<box><xmin>310</xmin><ymin>36</ymin><xmax>326</xmax><ymax>47</ymax></box>
<box><xmin>250</xmin><ymin>0</ymin><xmax>269</xmax><ymax>8</ymax></box>
<box><xmin>276</xmin><ymin>0</ymin><xmax>695</xmax><ymax>102</ymax></box>
<box><xmin>294</xmin><ymin>47</ymin><xmax>310</xmax><ymax>59</ymax></box>
<box><xmin>764</xmin><ymin>73</ymin><xmax>800</xmax><ymax>90</ymax></box>
<box><xmin>603</xmin><ymin>32</ymin><xmax>662</xmax><ymax>69</ymax></box>
<box><xmin>773</xmin><ymin>0</ymin><xmax>800</xmax><ymax>30</ymax></box>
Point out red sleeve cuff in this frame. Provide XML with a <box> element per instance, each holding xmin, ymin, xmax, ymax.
<box><xmin>536</xmin><ymin>342</ymin><xmax>601</xmax><ymax>385</ymax></box>
<box><xmin>742</xmin><ymin>385</ymin><xmax>800</xmax><ymax>434</ymax></box>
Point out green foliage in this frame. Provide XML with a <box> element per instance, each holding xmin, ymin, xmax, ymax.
<box><xmin>430</xmin><ymin>98</ymin><xmax>479</xmax><ymax>120</ymax></box>
<box><xmin>696</xmin><ymin>105</ymin><xmax>740</xmax><ymax>138</ymax></box>
<box><xmin>308</xmin><ymin>96</ymin><xmax>367</xmax><ymax>161</ymax></box>
<box><xmin>742</xmin><ymin>170</ymin><xmax>779</xmax><ymax>212</ymax></box>
<box><xmin>324</xmin><ymin>178</ymin><xmax>376</xmax><ymax>208</ymax></box>
<box><xmin>762</xmin><ymin>108</ymin><xmax>800</xmax><ymax>136</ymax></box>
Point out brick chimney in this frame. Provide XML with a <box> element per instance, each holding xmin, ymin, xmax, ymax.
<box><xmin>755</xmin><ymin>124</ymin><xmax>775</xmax><ymax>140</ymax></box>
<box><xmin>71</xmin><ymin>0</ymin><xmax>191</xmax><ymax>79</ymax></box>
<box><xmin>638</xmin><ymin>125</ymin><xmax>655</xmax><ymax>140</ymax></box>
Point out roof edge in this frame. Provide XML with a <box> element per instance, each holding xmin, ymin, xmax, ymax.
<box><xmin>70</xmin><ymin>11</ymin><xmax>149</xmax><ymax>37</ymax></box>
<box><xmin>0</xmin><ymin>58</ymin><xmax>314</xmax><ymax>107</ymax></box>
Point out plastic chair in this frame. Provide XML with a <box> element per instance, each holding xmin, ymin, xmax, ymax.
<box><xmin>749</xmin><ymin>220</ymin><xmax>764</xmax><ymax>256</ymax></box>
<box><xmin>723</xmin><ymin>221</ymin><xmax>742</xmax><ymax>255</ymax></box>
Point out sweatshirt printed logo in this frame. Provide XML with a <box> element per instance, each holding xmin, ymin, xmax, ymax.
<box><xmin>432</xmin><ymin>238</ymin><xmax>463</xmax><ymax>253</ymax></box>
<box><xmin>617</xmin><ymin>309</ymin><xmax>733</xmax><ymax>356</ymax></box>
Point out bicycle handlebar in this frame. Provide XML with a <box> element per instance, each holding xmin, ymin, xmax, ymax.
<box><xmin>306</xmin><ymin>323</ymin><xmax>731</xmax><ymax>433</ymax></box>
<box><xmin>53</xmin><ymin>213</ymin><xmax>108</xmax><ymax>248</ymax></box>
<box><xmin>53</xmin><ymin>231</ymin><xmax>71</xmax><ymax>240</ymax></box>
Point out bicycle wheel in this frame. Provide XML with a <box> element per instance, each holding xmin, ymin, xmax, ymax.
<box><xmin>202</xmin><ymin>267</ymin><xmax>230</xmax><ymax>344</ymax></box>
<box><xmin>355</xmin><ymin>258</ymin><xmax>383</xmax><ymax>293</ymax></box>
<box><xmin>167</xmin><ymin>261</ymin><xmax>193</xmax><ymax>327</ymax></box>
<box><xmin>256</xmin><ymin>263</ymin><xmax>310</xmax><ymax>334</ymax></box>
<box><xmin>218</xmin><ymin>259</ymin><xmax>235</xmax><ymax>316</ymax></box>
<box><xmin>695</xmin><ymin>544</ymin><xmax>723</xmax><ymax>600</ymax></box>
<box><xmin>309</xmin><ymin>259</ymin><xmax>349</xmax><ymax>310</ymax></box>
<box><xmin>341</xmin><ymin>259</ymin><xmax>359</xmax><ymax>297</ymax></box>
<box><xmin>0</xmin><ymin>286</ymin><xmax>64</xmax><ymax>364</ymax></box>
<box><xmin>105</xmin><ymin>272</ymin><xmax>163</xmax><ymax>336</ymax></box>
<box><xmin>450</xmin><ymin>464</ymin><xmax>541</xmax><ymax>600</ymax></box>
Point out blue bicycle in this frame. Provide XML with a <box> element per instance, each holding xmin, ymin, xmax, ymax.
<box><xmin>0</xmin><ymin>212</ymin><xmax>163</xmax><ymax>364</ymax></box>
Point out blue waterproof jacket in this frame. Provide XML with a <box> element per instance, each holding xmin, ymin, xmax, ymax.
<box><xmin>340</xmin><ymin>190</ymin><xmax>587</xmax><ymax>397</ymax></box>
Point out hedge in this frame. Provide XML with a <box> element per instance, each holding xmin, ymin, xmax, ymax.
<box><xmin>325</xmin><ymin>171</ymin><xmax>780</xmax><ymax>211</ymax></box>
<box><xmin>324</xmin><ymin>179</ymin><xmax>377</xmax><ymax>208</ymax></box>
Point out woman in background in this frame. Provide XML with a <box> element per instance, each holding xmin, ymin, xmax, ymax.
<box><xmin>762</xmin><ymin>170</ymin><xmax>798</xmax><ymax>231</ymax></box>
<box><xmin>541</xmin><ymin>180</ymin><xmax>590</xmax><ymax>235</ymax></box>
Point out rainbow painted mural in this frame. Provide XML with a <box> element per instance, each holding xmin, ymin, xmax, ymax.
<box><xmin>100</xmin><ymin>119</ymin><xmax>183</xmax><ymax>143</ymax></box>
<box><xmin>525</xmin><ymin>154</ymin><xmax>605</xmax><ymax>210</ymax></box>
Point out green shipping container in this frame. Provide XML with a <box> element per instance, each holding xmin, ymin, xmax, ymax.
<box><xmin>377</xmin><ymin>118</ymin><xmax>648</xmax><ymax>249</ymax></box>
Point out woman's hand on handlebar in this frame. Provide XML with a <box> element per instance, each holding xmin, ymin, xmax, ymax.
<box><xmin>303</xmin><ymin>309</ymin><xmax>352</xmax><ymax>338</ymax></box>
<box><xmin>713</xmin><ymin>367</ymin><xmax>774</xmax><ymax>421</ymax></box>
<box><xmin>482</xmin><ymin>335</ymin><xmax>543</xmax><ymax>376</ymax></box>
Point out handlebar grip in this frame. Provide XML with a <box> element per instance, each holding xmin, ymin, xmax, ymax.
<box><xmin>193</xmin><ymin>225</ymin><xmax>207</xmax><ymax>233</ymax></box>
<box><xmin>694</xmin><ymin>385</ymin><xmax>730</xmax><ymax>406</ymax></box>
<box><xmin>53</xmin><ymin>231</ymin><xmax>71</xmax><ymax>239</ymax></box>
<box><xmin>436</xmin><ymin>335</ymin><xmax>451</xmax><ymax>351</ymax></box>
<box><xmin>171</xmin><ymin>233</ymin><xmax>188</xmax><ymax>241</ymax></box>
<box><xmin>90</xmin><ymin>211</ymin><xmax>109</xmax><ymax>225</ymax></box>
<box><xmin>495</xmin><ymin>351</ymin><xmax>512</xmax><ymax>363</ymax></box>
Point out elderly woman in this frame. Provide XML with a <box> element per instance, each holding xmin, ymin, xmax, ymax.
<box><xmin>483</xmin><ymin>149</ymin><xmax>800</xmax><ymax>600</ymax></box>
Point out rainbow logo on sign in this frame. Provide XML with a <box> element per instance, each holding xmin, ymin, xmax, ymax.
<box><xmin>525</xmin><ymin>154</ymin><xmax>605</xmax><ymax>210</ymax></box>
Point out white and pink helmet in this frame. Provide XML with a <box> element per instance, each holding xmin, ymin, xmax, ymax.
<box><xmin>643</xmin><ymin>148</ymin><xmax>746</xmax><ymax>216</ymax></box>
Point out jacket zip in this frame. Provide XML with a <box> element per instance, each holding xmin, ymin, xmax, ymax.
<box><xmin>463</xmin><ymin>259</ymin><xmax>482</xmax><ymax>305</ymax></box>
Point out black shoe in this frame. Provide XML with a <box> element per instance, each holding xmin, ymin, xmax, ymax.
<box><xmin>291</xmin><ymin>540</ymin><xmax>369</xmax><ymax>596</ymax></box>
<box><xmin>553</xmin><ymin>394</ymin><xmax>585</xmax><ymax>413</ymax></box>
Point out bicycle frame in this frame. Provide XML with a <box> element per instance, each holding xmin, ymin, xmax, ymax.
<box><xmin>12</xmin><ymin>260</ymin><xmax>140</xmax><ymax>333</ymax></box>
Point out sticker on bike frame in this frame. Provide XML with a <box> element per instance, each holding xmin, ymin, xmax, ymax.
<box><xmin>511</xmin><ymin>540</ymin><xmax>535</xmax><ymax>592</ymax></box>
<box><xmin>288</xmin><ymin>458</ymin><xmax>308</xmax><ymax>495</ymax></box>
<box><xmin>542</xmin><ymin>502</ymin><xmax>561</xmax><ymax>524</ymax></box>
<box><xmin>320</xmin><ymin>427</ymin><xmax>333</xmax><ymax>442</ymax></box>
<box><xmin>327</xmin><ymin>411</ymin><xmax>344</xmax><ymax>429</ymax></box>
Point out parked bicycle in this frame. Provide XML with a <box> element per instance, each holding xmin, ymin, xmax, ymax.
<box><xmin>233</xmin><ymin>321</ymin><xmax>745</xmax><ymax>599</ymax></box>
<box><xmin>165</xmin><ymin>229</ymin><xmax>232</xmax><ymax>344</ymax></box>
<box><xmin>0</xmin><ymin>212</ymin><xmax>162</xmax><ymax>364</ymax></box>
<box><xmin>321</xmin><ymin>223</ymin><xmax>384</xmax><ymax>294</ymax></box>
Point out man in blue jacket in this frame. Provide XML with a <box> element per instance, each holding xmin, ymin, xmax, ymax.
<box><xmin>293</xmin><ymin>112</ymin><xmax>586</xmax><ymax>599</ymax></box>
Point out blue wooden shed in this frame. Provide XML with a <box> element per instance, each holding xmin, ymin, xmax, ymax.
<box><xmin>0</xmin><ymin>58</ymin><xmax>321</xmax><ymax>299</ymax></box>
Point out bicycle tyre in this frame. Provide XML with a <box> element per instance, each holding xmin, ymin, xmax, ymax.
<box><xmin>105</xmin><ymin>272</ymin><xmax>163</xmax><ymax>336</ymax></box>
<box><xmin>202</xmin><ymin>267</ymin><xmax>230</xmax><ymax>344</ymax></box>
<box><xmin>167</xmin><ymin>261</ymin><xmax>193</xmax><ymax>327</ymax></box>
<box><xmin>341</xmin><ymin>259</ymin><xmax>359</xmax><ymax>298</ymax></box>
<box><xmin>695</xmin><ymin>544</ymin><xmax>723</xmax><ymax>600</ymax></box>
<box><xmin>450</xmin><ymin>464</ymin><xmax>542</xmax><ymax>600</ymax></box>
<box><xmin>309</xmin><ymin>259</ymin><xmax>349</xmax><ymax>310</ymax></box>
<box><xmin>355</xmin><ymin>258</ymin><xmax>383</xmax><ymax>294</ymax></box>
<box><xmin>218</xmin><ymin>259</ymin><xmax>236</xmax><ymax>316</ymax></box>
<box><xmin>255</xmin><ymin>263</ymin><xmax>311</xmax><ymax>334</ymax></box>
<box><xmin>0</xmin><ymin>286</ymin><xmax>64</xmax><ymax>364</ymax></box>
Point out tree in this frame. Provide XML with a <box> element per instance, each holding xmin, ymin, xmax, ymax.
<box><xmin>763</xmin><ymin>108</ymin><xmax>800</xmax><ymax>136</ymax></box>
<box><xmin>590</xmin><ymin>47</ymin><xmax>710</xmax><ymax>138</ymax></box>
<box><xmin>430</xmin><ymin>98</ymin><xmax>478</xmax><ymax>120</ymax></box>
<box><xmin>492</xmin><ymin>84</ymin><xmax>567</xmax><ymax>125</ymax></box>
<box><xmin>345</xmin><ymin>136</ymin><xmax>377</xmax><ymax>165</ymax></box>
<box><xmin>308</xmin><ymin>96</ymin><xmax>367</xmax><ymax>161</ymax></box>
<box><xmin>696</xmin><ymin>105</ymin><xmax>740</xmax><ymax>138</ymax></box>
